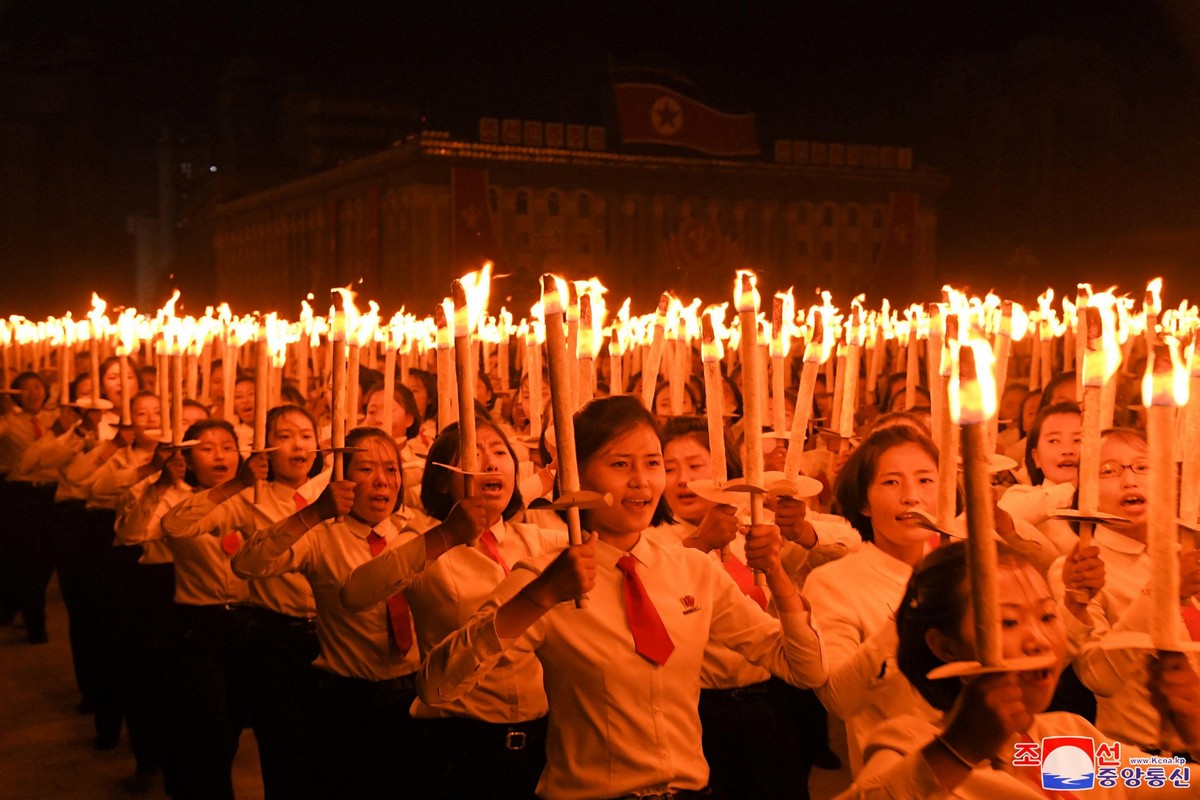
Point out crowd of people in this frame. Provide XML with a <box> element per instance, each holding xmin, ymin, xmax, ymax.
<box><xmin>1</xmin><ymin>347</ymin><xmax>1199</xmax><ymax>799</ymax></box>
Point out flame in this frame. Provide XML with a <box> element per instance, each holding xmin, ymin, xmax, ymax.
<box><xmin>1144</xmin><ymin>337</ymin><xmax>1188</xmax><ymax>407</ymax></box>
<box><xmin>701</xmin><ymin>307</ymin><xmax>725</xmax><ymax>362</ymax></box>
<box><xmin>498</xmin><ymin>308</ymin><xmax>513</xmax><ymax>342</ymax></box>
<box><xmin>435</xmin><ymin>298</ymin><xmax>455</xmax><ymax>349</ymax></box>
<box><xmin>540</xmin><ymin>274</ymin><xmax>569</xmax><ymax>317</ymax></box>
<box><xmin>576</xmin><ymin>286</ymin><xmax>606</xmax><ymax>360</ymax></box>
<box><xmin>456</xmin><ymin>262</ymin><xmax>493</xmax><ymax>333</ymax></box>
<box><xmin>733</xmin><ymin>269</ymin><xmax>759</xmax><ymax>313</ymax></box>
<box><xmin>770</xmin><ymin>290</ymin><xmax>795</xmax><ymax>358</ymax></box>
<box><xmin>1146</xmin><ymin>277</ymin><xmax>1163</xmax><ymax>318</ymax></box>
<box><xmin>113</xmin><ymin>309</ymin><xmax>139</xmax><ymax>356</ymax></box>
<box><xmin>331</xmin><ymin>286</ymin><xmax>361</xmax><ymax>343</ymax></box>
<box><xmin>265</xmin><ymin>313</ymin><xmax>289</xmax><ymax>366</ymax></box>
<box><xmin>949</xmin><ymin>320</ymin><xmax>997</xmax><ymax>424</ymax></box>
<box><xmin>803</xmin><ymin>291</ymin><xmax>837</xmax><ymax>363</ymax></box>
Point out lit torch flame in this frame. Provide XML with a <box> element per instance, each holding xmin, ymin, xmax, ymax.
<box><xmin>734</xmin><ymin>269</ymin><xmax>759</xmax><ymax>313</ymax></box>
<box><xmin>1144</xmin><ymin>336</ymin><xmax>1188</xmax><ymax>408</ymax></box>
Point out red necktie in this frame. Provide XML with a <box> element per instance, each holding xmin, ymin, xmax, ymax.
<box><xmin>478</xmin><ymin>529</ymin><xmax>509</xmax><ymax>574</ymax></box>
<box><xmin>367</xmin><ymin>531</ymin><xmax>414</xmax><ymax>654</ymax></box>
<box><xmin>1181</xmin><ymin>603</ymin><xmax>1200</xmax><ymax>641</ymax></box>
<box><xmin>292</xmin><ymin>492</ymin><xmax>308</xmax><ymax>510</ymax></box>
<box><xmin>616</xmin><ymin>555</ymin><xmax>675</xmax><ymax>666</ymax></box>
<box><xmin>221</xmin><ymin>532</ymin><xmax>241</xmax><ymax>557</ymax></box>
<box><xmin>723</xmin><ymin>555</ymin><xmax>768</xmax><ymax>610</ymax></box>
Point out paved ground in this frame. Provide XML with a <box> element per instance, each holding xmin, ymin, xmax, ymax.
<box><xmin>0</xmin><ymin>580</ymin><xmax>851</xmax><ymax>799</ymax></box>
<box><xmin>0</xmin><ymin>580</ymin><xmax>263</xmax><ymax>800</ymax></box>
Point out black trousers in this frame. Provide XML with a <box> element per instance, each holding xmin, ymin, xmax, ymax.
<box><xmin>698</xmin><ymin>679</ymin><xmax>816</xmax><ymax>800</ymax></box>
<box><xmin>421</xmin><ymin>715</ymin><xmax>547</xmax><ymax>799</ymax></box>
<box><xmin>51</xmin><ymin>499</ymin><xmax>91</xmax><ymax>699</ymax></box>
<box><xmin>122</xmin><ymin>562</ymin><xmax>176</xmax><ymax>776</ymax></box>
<box><xmin>169</xmin><ymin>603</ymin><xmax>252</xmax><ymax>800</ymax></box>
<box><xmin>5</xmin><ymin>481</ymin><xmax>57</xmax><ymax>640</ymax></box>
<box><xmin>0</xmin><ymin>481</ymin><xmax>22</xmax><ymax>621</ymax></box>
<box><xmin>312</xmin><ymin>670</ymin><xmax>430</xmax><ymax>800</ymax></box>
<box><xmin>92</xmin><ymin>542</ymin><xmax>141</xmax><ymax>743</ymax></box>
<box><xmin>238</xmin><ymin>606</ymin><xmax>320</xmax><ymax>800</ymax></box>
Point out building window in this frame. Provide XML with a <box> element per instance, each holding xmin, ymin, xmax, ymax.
<box><xmin>847</xmin><ymin>206</ymin><xmax>858</xmax><ymax>227</ymax></box>
<box><xmin>822</xmin><ymin>206</ymin><xmax>834</xmax><ymax>227</ymax></box>
<box><xmin>488</xmin><ymin>188</ymin><xmax>499</xmax><ymax>214</ymax></box>
<box><xmin>516</xmin><ymin>191</ymin><xmax>530</xmax><ymax>215</ymax></box>
<box><xmin>577</xmin><ymin>192</ymin><xmax>591</xmax><ymax>218</ymax></box>
<box><xmin>547</xmin><ymin>191</ymin><xmax>561</xmax><ymax>217</ymax></box>
<box><xmin>821</xmin><ymin>241</ymin><xmax>834</xmax><ymax>262</ymax></box>
<box><xmin>578</xmin><ymin>234</ymin><xmax>591</xmax><ymax>255</ymax></box>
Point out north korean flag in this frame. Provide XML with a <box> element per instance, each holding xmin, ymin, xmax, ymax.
<box><xmin>612</xmin><ymin>82</ymin><xmax>759</xmax><ymax>157</ymax></box>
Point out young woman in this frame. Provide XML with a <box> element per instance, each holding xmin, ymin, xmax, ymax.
<box><xmin>232</xmin><ymin>426</ymin><xmax>476</xmax><ymax>799</ymax></box>
<box><xmin>403</xmin><ymin>368</ymin><xmax>439</xmax><ymax>451</ymax></box>
<box><xmin>420</xmin><ymin>395</ymin><xmax>826</xmax><ymax>800</ymax></box>
<box><xmin>229</xmin><ymin>376</ymin><xmax>255</xmax><ymax>449</ymax></box>
<box><xmin>657</xmin><ymin>416</ymin><xmax>838</xmax><ymax>798</ymax></box>
<box><xmin>341</xmin><ymin>417</ymin><xmax>568</xmax><ymax>798</ymax></box>
<box><xmin>806</xmin><ymin>425</ymin><xmax>947</xmax><ymax>775</ymax></box>
<box><xmin>1052</xmin><ymin>427</ymin><xmax>1200</xmax><ymax>757</ymax></box>
<box><xmin>652</xmin><ymin>379</ymin><xmax>698</xmax><ymax>419</ymax></box>
<box><xmin>157</xmin><ymin>419</ymin><xmax>249</xmax><ymax>800</ymax></box>
<box><xmin>840</xmin><ymin>541</ymin><xmax>1200</xmax><ymax>797</ymax></box>
<box><xmin>65</xmin><ymin>389</ymin><xmax>161</xmax><ymax>750</ymax></box>
<box><xmin>999</xmin><ymin>402</ymin><xmax>1082</xmax><ymax>555</ymax></box>
<box><xmin>111</xmin><ymin>401</ymin><xmax>210</xmax><ymax>792</ymax></box>
<box><xmin>0</xmin><ymin>371</ymin><xmax>58</xmax><ymax>642</ymax></box>
<box><xmin>362</xmin><ymin>383</ymin><xmax>425</xmax><ymax>509</ymax></box>
<box><xmin>162</xmin><ymin>405</ymin><xmax>329</xmax><ymax>798</ymax></box>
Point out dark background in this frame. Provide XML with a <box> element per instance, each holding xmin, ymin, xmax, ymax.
<box><xmin>4</xmin><ymin>0</ymin><xmax>1200</xmax><ymax>314</ymax></box>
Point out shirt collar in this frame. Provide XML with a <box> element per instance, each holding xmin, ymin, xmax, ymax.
<box><xmin>1095</xmin><ymin>524</ymin><xmax>1146</xmax><ymax>556</ymax></box>
<box><xmin>595</xmin><ymin>531</ymin><xmax>654</xmax><ymax>571</ymax></box>
<box><xmin>344</xmin><ymin>514</ymin><xmax>396</xmax><ymax>540</ymax></box>
<box><xmin>486</xmin><ymin>518</ymin><xmax>506</xmax><ymax>544</ymax></box>
<box><xmin>861</xmin><ymin>541</ymin><xmax>916</xmax><ymax>584</ymax></box>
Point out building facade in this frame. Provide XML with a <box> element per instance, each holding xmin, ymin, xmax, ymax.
<box><xmin>212</xmin><ymin>129</ymin><xmax>949</xmax><ymax>312</ymax></box>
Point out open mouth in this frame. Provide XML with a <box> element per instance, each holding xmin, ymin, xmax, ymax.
<box><xmin>1057</xmin><ymin>460</ymin><xmax>1078</xmax><ymax>470</ymax></box>
<box><xmin>479</xmin><ymin>477</ymin><xmax>505</xmax><ymax>494</ymax></box>
<box><xmin>1020</xmin><ymin>668</ymin><xmax>1054</xmax><ymax>687</ymax></box>
<box><xmin>1119</xmin><ymin>493</ymin><xmax>1146</xmax><ymax>511</ymax></box>
<box><xmin>623</xmin><ymin>497</ymin><xmax>653</xmax><ymax>511</ymax></box>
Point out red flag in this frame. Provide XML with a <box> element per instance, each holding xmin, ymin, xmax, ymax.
<box><xmin>872</xmin><ymin>191</ymin><xmax>920</xmax><ymax>299</ymax></box>
<box><xmin>613</xmin><ymin>83</ymin><xmax>759</xmax><ymax>156</ymax></box>
<box><xmin>451</xmin><ymin>168</ymin><xmax>501</xmax><ymax>273</ymax></box>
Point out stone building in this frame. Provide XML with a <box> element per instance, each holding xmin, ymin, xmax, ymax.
<box><xmin>212</xmin><ymin>126</ymin><xmax>949</xmax><ymax>312</ymax></box>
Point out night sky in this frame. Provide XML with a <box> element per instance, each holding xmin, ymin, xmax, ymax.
<box><xmin>4</xmin><ymin>0</ymin><xmax>1200</xmax><ymax>313</ymax></box>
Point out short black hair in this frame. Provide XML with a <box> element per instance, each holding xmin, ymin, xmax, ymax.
<box><xmin>1024</xmin><ymin>401</ymin><xmax>1082</xmax><ymax>486</ymax></box>
<box><xmin>265</xmin><ymin>404</ymin><xmax>325</xmax><ymax>481</ymax></box>
<box><xmin>420</xmin><ymin>419</ymin><xmax>524</xmax><ymax>523</ymax></box>
<box><xmin>834</xmin><ymin>425</ymin><xmax>948</xmax><ymax>542</ymax></box>
<box><xmin>181</xmin><ymin>419</ymin><xmax>241</xmax><ymax>488</ymax></box>
<box><xmin>573</xmin><ymin>395</ymin><xmax>674</xmax><ymax>528</ymax></box>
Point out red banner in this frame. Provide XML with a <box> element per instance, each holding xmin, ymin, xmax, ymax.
<box><xmin>872</xmin><ymin>191</ymin><xmax>920</xmax><ymax>299</ymax></box>
<box><xmin>613</xmin><ymin>82</ymin><xmax>759</xmax><ymax>156</ymax></box>
<box><xmin>451</xmin><ymin>168</ymin><xmax>501</xmax><ymax>273</ymax></box>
